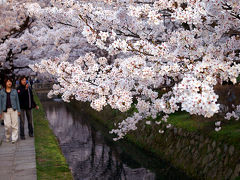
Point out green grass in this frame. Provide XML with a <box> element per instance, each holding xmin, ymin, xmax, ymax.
<box><xmin>158</xmin><ymin>111</ymin><xmax>240</xmax><ymax>148</ymax></box>
<box><xmin>118</xmin><ymin>105</ymin><xmax>240</xmax><ymax>148</ymax></box>
<box><xmin>211</xmin><ymin>121</ymin><xmax>240</xmax><ymax>147</ymax></box>
<box><xmin>168</xmin><ymin>111</ymin><xmax>208</xmax><ymax>131</ymax></box>
<box><xmin>33</xmin><ymin>93</ymin><xmax>73</xmax><ymax>180</ymax></box>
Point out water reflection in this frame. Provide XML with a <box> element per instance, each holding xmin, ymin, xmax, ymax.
<box><xmin>39</xmin><ymin>93</ymin><xmax>191</xmax><ymax>180</ymax></box>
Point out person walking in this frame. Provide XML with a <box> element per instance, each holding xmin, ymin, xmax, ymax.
<box><xmin>17</xmin><ymin>76</ymin><xmax>39</xmax><ymax>140</ymax></box>
<box><xmin>0</xmin><ymin>77</ymin><xmax>21</xmax><ymax>143</ymax></box>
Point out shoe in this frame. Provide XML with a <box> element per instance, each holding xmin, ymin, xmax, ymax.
<box><xmin>29</xmin><ymin>134</ymin><xmax>34</xmax><ymax>137</ymax></box>
<box><xmin>20</xmin><ymin>136</ymin><xmax>25</xmax><ymax>140</ymax></box>
<box><xmin>1</xmin><ymin>120</ymin><xmax>4</xmax><ymax>126</ymax></box>
<box><xmin>12</xmin><ymin>139</ymin><xmax>18</xmax><ymax>144</ymax></box>
<box><xmin>5</xmin><ymin>139</ymin><xmax>10</xmax><ymax>143</ymax></box>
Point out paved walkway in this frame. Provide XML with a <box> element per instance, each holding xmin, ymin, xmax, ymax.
<box><xmin>0</xmin><ymin>120</ymin><xmax>37</xmax><ymax>180</ymax></box>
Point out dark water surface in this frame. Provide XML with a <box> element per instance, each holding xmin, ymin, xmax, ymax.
<box><xmin>38</xmin><ymin>93</ymin><xmax>192</xmax><ymax>180</ymax></box>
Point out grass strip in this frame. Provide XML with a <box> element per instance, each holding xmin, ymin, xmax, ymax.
<box><xmin>33</xmin><ymin>93</ymin><xmax>73</xmax><ymax>180</ymax></box>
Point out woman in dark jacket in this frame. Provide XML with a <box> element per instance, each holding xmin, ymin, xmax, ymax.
<box><xmin>17</xmin><ymin>76</ymin><xmax>39</xmax><ymax>139</ymax></box>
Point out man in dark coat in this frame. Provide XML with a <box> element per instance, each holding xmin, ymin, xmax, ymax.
<box><xmin>17</xmin><ymin>76</ymin><xmax>39</xmax><ymax>139</ymax></box>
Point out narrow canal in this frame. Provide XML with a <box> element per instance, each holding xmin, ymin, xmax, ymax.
<box><xmin>38</xmin><ymin>93</ymin><xmax>193</xmax><ymax>180</ymax></box>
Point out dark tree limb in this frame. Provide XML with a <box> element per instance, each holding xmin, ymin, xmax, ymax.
<box><xmin>1</xmin><ymin>16</ymin><xmax>33</xmax><ymax>44</ymax></box>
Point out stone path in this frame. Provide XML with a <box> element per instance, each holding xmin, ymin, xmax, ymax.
<box><xmin>0</xmin><ymin>119</ymin><xmax>37</xmax><ymax>180</ymax></box>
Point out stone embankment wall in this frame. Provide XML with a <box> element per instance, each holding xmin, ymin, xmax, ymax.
<box><xmin>71</xmin><ymin>101</ymin><xmax>240</xmax><ymax>180</ymax></box>
<box><xmin>129</xmin><ymin>126</ymin><xmax>240</xmax><ymax>180</ymax></box>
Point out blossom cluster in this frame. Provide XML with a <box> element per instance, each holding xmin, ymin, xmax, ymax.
<box><xmin>225</xmin><ymin>105</ymin><xmax>240</xmax><ymax>121</ymax></box>
<box><xmin>26</xmin><ymin>0</ymin><xmax>240</xmax><ymax>139</ymax></box>
<box><xmin>0</xmin><ymin>0</ymin><xmax>100</xmax><ymax>76</ymax></box>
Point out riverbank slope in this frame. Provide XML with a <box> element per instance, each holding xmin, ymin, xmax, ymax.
<box><xmin>33</xmin><ymin>94</ymin><xmax>73</xmax><ymax>179</ymax></box>
<box><xmin>70</xmin><ymin>100</ymin><xmax>240</xmax><ymax>180</ymax></box>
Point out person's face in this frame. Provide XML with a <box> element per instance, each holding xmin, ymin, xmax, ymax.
<box><xmin>6</xmin><ymin>80</ymin><xmax>12</xmax><ymax>88</ymax></box>
<box><xmin>21</xmin><ymin>78</ymin><xmax>27</xmax><ymax>86</ymax></box>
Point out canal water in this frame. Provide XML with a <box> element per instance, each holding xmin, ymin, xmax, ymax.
<box><xmin>38</xmin><ymin>93</ymin><xmax>192</xmax><ymax>180</ymax></box>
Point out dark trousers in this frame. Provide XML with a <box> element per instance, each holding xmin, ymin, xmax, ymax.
<box><xmin>20</xmin><ymin>109</ymin><xmax>33</xmax><ymax>137</ymax></box>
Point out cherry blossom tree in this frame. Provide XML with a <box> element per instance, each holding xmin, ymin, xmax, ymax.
<box><xmin>0</xmin><ymin>0</ymin><xmax>31</xmax><ymax>78</ymax></box>
<box><xmin>0</xmin><ymin>0</ymin><xmax>99</xmax><ymax>79</ymax></box>
<box><xmin>28</xmin><ymin>0</ymin><xmax>240</xmax><ymax>139</ymax></box>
